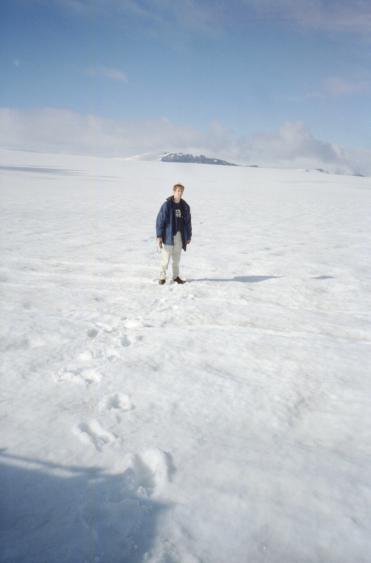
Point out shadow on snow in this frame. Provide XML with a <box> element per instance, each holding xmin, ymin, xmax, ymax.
<box><xmin>189</xmin><ymin>275</ymin><xmax>281</xmax><ymax>283</ymax></box>
<box><xmin>0</xmin><ymin>450</ymin><xmax>168</xmax><ymax>563</ymax></box>
<box><xmin>0</xmin><ymin>165</ymin><xmax>82</xmax><ymax>176</ymax></box>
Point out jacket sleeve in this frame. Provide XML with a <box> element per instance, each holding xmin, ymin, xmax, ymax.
<box><xmin>156</xmin><ymin>202</ymin><xmax>167</xmax><ymax>238</ymax></box>
<box><xmin>186</xmin><ymin>205</ymin><xmax>192</xmax><ymax>240</ymax></box>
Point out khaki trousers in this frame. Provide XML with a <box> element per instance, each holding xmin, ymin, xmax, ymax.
<box><xmin>160</xmin><ymin>231</ymin><xmax>182</xmax><ymax>280</ymax></box>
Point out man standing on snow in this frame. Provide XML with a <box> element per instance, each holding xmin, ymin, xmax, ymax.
<box><xmin>156</xmin><ymin>183</ymin><xmax>192</xmax><ymax>285</ymax></box>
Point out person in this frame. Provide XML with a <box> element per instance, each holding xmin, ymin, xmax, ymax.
<box><xmin>156</xmin><ymin>183</ymin><xmax>192</xmax><ymax>284</ymax></box>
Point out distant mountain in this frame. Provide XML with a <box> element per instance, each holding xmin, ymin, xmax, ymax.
<box><xmin>306</xmin><ymin>168</ymin><xmax>330</xmax><ymax>174</ymax></box>
<box><xmin>161</xmin><ymin>153</ymin><xmax>238</xmax><ymax>166</ymax></box>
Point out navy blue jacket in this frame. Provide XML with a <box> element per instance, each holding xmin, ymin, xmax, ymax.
<box><xmin>156</xmin><ymin>196</ymin><xmax>192</xmax><ymax>251</ymax></box>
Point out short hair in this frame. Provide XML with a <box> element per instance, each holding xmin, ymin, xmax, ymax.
<box><xmin>173</xmin><ymin>183</ymin><xmax>185</xmax><ymax>192</ymax></box>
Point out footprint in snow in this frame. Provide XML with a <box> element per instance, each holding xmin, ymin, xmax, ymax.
<box><xmin>121</xmin><ymin>335</ymin><xmax>131</xmax><ymax>347</ymax></box>
<box><xmin>80</xmin><ymin>368</ymin><xmax>102</xmax><ymax>384</ymax></box>
<box><xmin>119</xmin><ymin>333</ymin><xmax>143</xmax><ymax>348</ymax></box>
<box><xmin>57</xmin><ymin>367</ymin><xmax>102</xmax><ymax>385</ymax></box>
<box><xmin>73</xmin><ymin>420</ymin><xmax>116</xmax><ymax>451</ymax></box>
<box><xmin>100</xmin><ymin>393</ymin><xmax>134</xmax><ymax>413</ymax></box>
<box><xmin>123</xmin><ymin>448</ymin><xmax>175</xmax><ymax>499</ymax></box>
<box><xmin>87</xmin><ymin>328</ymin><xmax>99</xmax><ymax>339</ymax></box>
<box><xmin>96</xmin><ymin>321</ymin><xmax>115</xmax><ymax>333</ymax></box>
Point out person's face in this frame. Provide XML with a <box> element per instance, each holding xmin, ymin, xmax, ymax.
<box><xmin>173</xmin><ymin>187</ymin><xmax>183</xmax><ymax>202</ymax></box>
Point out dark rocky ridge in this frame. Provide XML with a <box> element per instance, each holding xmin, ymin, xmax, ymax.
<box><xmin>161</xmin><ymin>153</ymin><xmax>238</xmax><ymax>166</ymax></box>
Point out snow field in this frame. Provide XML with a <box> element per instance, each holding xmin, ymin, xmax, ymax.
<box><xmin>1</xmin><ymin>149</ymin><xmax>371</xmax><ymax>562</ymax></box>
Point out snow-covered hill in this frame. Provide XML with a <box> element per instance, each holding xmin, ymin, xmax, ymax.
<box><xmin>1</xmin><ymin>148</ymin><xmax>371</xmax><ymax>562</ymax></box>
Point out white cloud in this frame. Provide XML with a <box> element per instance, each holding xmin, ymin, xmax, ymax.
<box><xmin>86</xmin><ymin>66</ymin><xmax>128</xmax><ymax>82</ymax></box>
<box><xmin>0</xmin><ymin>107</ymin><xmax>200</xmax><ymax>156</ymax></box>
<box><xmin>55</xmin><ymin>0</ymin><xmax>224</xmax><ymax>37</ymax></box>
<box><xmin>0</xmin><ymin>108</ymin><xmax>369</xmax><ymax>175</ymax></box>
<box><xmin>323</xmin><ymin>76</ymin><xmax>371</xmax><ymax>96</ymax></box>
<box><xmin>306</xmin><ymin>76</ymin><xmax>371</xmax><ymax>98</ymax></box>
<box><xmin>57</xmin><ymin>0</ymin><xmax>371</xmax><ymax>36</ymax></box>
<box><xmin>240</xmin><ymin>0</ymin><xmax>371</xmax><ymax>35</ymax></box>
<box><xmin>246</xmin><ymin>122</ymin><xmax>356</xmax><ymax>173</ymax></box>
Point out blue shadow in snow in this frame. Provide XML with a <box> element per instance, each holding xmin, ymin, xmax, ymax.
<box><xmin>189</xmin><ymin>275</ymin><xmax>281</xmax><ymax>283</ymax></box>
<box><xmin>0</xmin><ymin>165</ymin><xmax>81</xmax><ymax>176</ymax></box>
<box><xmin>0</xmin><ymin>450</ymin><xmax>168</xmax><ymax>563</ymax></box>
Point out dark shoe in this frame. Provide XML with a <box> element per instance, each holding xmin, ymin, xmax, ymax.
<box><xmin>173</xmin><ymin>276</ymin><xmax>185</xmax><ymax>284</ymax></box>
<box><xmin>159</xmin><ymin>279</ymin><xmax>166</xmax><ymax>285</ymax></box>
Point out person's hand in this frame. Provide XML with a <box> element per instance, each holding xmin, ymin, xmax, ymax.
<box><xmin>157</xmin><ymin>237</ymin><xmax>163</xmax><ymax>248</ymax></box>
<box><xmin>187</xmin><ymin>240</ymin><xmax>191</xmax><ymax>245</ymax></box>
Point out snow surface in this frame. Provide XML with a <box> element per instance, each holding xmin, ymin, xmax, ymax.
<box><xmin>1</xmin><ymin>148</ymin><xmax>371</xmax><ymax>563</ymax></box>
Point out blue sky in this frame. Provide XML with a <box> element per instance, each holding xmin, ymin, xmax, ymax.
<box><xmin>1</xmin><ymin>0</ymin><xmax>370</xmax><ymax>169</ymax></box>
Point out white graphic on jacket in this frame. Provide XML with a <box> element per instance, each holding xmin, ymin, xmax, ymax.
<box><xmin>174</xmin><ymin>203</ymin><xmax>183</xmax><ymax>234</ymax></box>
